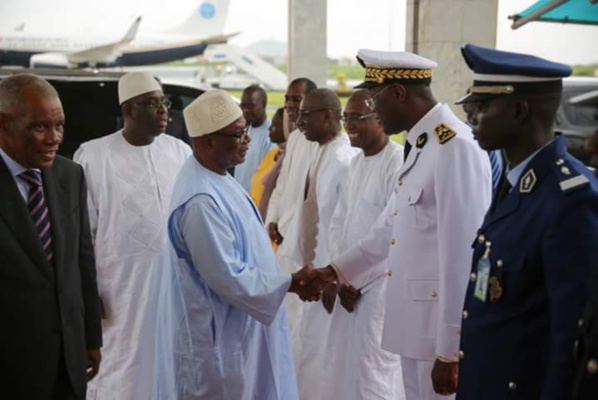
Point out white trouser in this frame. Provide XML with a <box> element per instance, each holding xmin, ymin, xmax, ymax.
<box><xmin>401</xmin><ymin>357</ymin><xmax>455</xmax><ymax>400</ymax></box>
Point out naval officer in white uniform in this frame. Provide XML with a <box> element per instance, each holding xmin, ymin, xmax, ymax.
<box><xmin>315</xmin><ymin>50</ymin><xmax>493</xmax><ymax>400</ymax></box>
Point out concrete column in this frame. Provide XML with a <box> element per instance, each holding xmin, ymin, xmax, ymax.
<box><xmin>288</xmin><ymin>0</ymin><xmax>327</xmax><ymax>87</ymax></box>
<box><xmin>406</xmin><ymin>0</ymin><xmax>498</xmax><ymax>114</ymax></box>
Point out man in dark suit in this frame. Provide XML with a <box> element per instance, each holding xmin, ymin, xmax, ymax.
<box><xmin>0</xmin><ymin>73</ymin><xmax>102</xmax><ymax>399</ymax></box>
<box><xmin>573</xmin><ymin>129</ymin><xmax>598</xmax><ymax>399</ymax></box>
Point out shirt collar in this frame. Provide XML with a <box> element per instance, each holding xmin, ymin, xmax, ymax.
<box><xmin>406</xmin><ymin>102</ymin><xmax>442</xmax><ymax>145</ymax></box>
<box><xmin>506</xmin><ymin>140</ymin><xmax>553</xmax><ymax>187</ymax></box>
<box><xmin>0</xmin><ymin>147</ymin><xmax>29</xmax><ymax>178</ymax></box>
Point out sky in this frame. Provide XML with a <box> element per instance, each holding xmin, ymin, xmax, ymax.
<box><xmin>1</xmin><ymin>0</ymin><xmax>597</xmax><ymax>65</ymax></box>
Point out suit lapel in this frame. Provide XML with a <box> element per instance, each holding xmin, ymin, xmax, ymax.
<box><xmin>0</xmin><ymin>157</ymin><xmax>54</xmax><ymax>282</ymax></box>
<box><xmin>481</xmin><ymin>189</ymin><xmax>522</xmax><ymax>229</ymax></box>
<box><xmin>42</xmin><ymin>166</ymin><xmax>66</xmax><ymax>282</ymax></box>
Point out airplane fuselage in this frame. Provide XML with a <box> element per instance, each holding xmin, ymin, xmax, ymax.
<box><xmin>0</xmin><ymin>35</ymin><xmax>209</xmax><ymax>68</ymax></box>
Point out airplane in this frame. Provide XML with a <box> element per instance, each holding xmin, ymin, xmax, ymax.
<box><xmin>0</xmin><ymin>0</ymin><xmax>238</xmax><ymax>69</ymax></box>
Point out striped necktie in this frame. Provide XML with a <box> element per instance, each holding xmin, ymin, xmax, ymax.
<box><xmin>20</xmin><ymin>170</ymin><xmax>54</xmax><ymax>262</ymax></box>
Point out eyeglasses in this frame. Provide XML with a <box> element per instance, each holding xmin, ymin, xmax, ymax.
<box><xmin>365</xmin><ymin>85</ymin><xmax>394</xmax><ymax>110</ymax></box>
<box><xmin>209</xmin><ymin>125</ymin><xmax>250</xmax><ymax>141</ymax></box>
<box><xmin>132</xmin><ymin>99</ymin><xmax>172</xmax><ymax>110</ymax></box>
<box><xmin>284</xmin><ymin>95</ymin><xmax>303</xmax><ymax>103</ymax></box>
<box><xmin>297</xmin><ymin>108</ymin><xmax>330</xmax><ymax>120</ymax></box>
<box><xmin>341</xmin><ymin>113</ymin><xmax>376</xmax><ymax>125</ymax></box>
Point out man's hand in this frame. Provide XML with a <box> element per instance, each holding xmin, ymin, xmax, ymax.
<box><xmin>86</xmin><ymin>348</ymin><xmax>102</xmax><ymax>381</ymax></box>
<box><xmin>290</xmin><ymin>265</ymin><xmax>321</xmax><ymax>301</ymax></box>
<box><xmin>267</xmin><ymin>222</ymin><xmax>284</xmax><ymax>245</ymax></box>
<box><xmin>289</xmin><ymin>265</ymin><xmax>338</xmax><ymax>302</ymax></box>
<box><xmin>338</xmin><ymin>284</ymin><xmax>361</xmax><ymax>313</ymax></box>
<box><xmin>321</xmin><ymin>283</ymin><xmax>339</xmax><ymax>314</ymax></box>
<box><xmin>431</xmin><ymin>358</ymin><xmax>458</xmax><ymax>395</ymax></box>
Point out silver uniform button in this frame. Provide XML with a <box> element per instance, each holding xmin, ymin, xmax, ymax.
<box><xmin>470</xmin><ymin>273</ymin><xmax>477</xmax><ymax>282</ymax></box>
<box><xmin>462</xmin><ymin>310</ymin><xmax>468</xmax><ymax>319</ymax></box>
<box><xmin>478</xmin><ymin>234</ymin><xmax>485</xmax><ymax>244</ymax></box>
<box><xmin>496</xmin><ymin>259</ymin><xmax>503</xmax><ymax>268</ymax></box>
<box><xmin>458</xmin><ymin>350</ymin><xmax>464</xmax><ymax>359</ymax></box>
<box><xmin>508</xmin><ymin>381</ymin><xmax>517</xmax><ymax>390</ymax></box>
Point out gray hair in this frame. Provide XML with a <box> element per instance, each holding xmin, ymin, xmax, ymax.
<box><xmin>0</xmin><ymin>73</ymin><xmax>59</xmax><ymax>116</ymax></box>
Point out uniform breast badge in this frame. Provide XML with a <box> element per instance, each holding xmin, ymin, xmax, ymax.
<box><xmin>519</xmin><ymin>169</ymin><xmax>537</xmax><ymax>193</ymax></box>
<box><xmin>434</xmin><ymin>123</ymin><xmax>456</xmax><ymax>144</ymax></box>
<box><xmin>488</xmin><ymin>275</ymin><xmax>504</xmax><ymax>302</ymax></box>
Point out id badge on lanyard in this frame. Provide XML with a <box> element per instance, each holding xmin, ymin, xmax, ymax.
<box><xmin>474</xmin><ymin>243</ymin><xmax>491</xmax><ymax>302</ymax></box>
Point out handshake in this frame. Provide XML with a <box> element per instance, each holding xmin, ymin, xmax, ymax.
<box><xmin>288</xmin><ymin>265</ymin><xmax>337</xmax><ymax>301</ymax></box>
<box><xmin>288</xmin><ymin>265</ymin><xmax>362</xmax><ymax>313</ymax></box>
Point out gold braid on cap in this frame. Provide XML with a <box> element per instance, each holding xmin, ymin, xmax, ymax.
<box><xmin>364</xmin><ymin>65</ymin><xmax>432</xmax><ymax>83</ymax></box>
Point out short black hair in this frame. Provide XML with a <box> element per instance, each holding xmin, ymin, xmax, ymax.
<box><xmin>242</xmin><ymin>84</ymin><xmax>267</xmax><ymax>106</ymax></box>
<box><xmin>289</xmin><ymin>78</ymin><xmax>317</xmax><ymax>93</ymax></box>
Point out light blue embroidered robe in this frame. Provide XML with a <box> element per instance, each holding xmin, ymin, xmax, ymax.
<box><xmin>153</xmin><ymin>156</ymin><xmax>298</xmax><ymax>400</ymax></box>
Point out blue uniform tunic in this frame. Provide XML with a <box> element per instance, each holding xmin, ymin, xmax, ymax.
<box><xmin>457</xmin><ymin>136</ymin><xmax>598</xmax><ymax>400</ymax></box>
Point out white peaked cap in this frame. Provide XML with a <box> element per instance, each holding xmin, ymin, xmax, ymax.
<box><xmin>356</xmin><ymin>49</ymin><xmax>438</xmax><ymax>69</ymax></box>
<box><xmin>184</xmin><ymin>89</ymin><xmax>242</xmax><ymax>138</ymax></box>
<box><xmin>355</xmin><ymin>49</ymin><xmax>438</xmax><ymax>88</ymax></box>
<box><xmin>118</xmin><ymin>72</ymin><xmax>162</xmax><ymax>104</ymax></box>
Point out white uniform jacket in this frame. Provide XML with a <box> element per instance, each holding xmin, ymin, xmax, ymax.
<box><xmin>334</xmin><ymin>103</ymin><xmax>492</xmax><ymax>361</ymax></box>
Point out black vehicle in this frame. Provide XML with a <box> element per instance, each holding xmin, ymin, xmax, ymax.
<box><xmin>0</xmin><ymin>68</ymin><xmax>207</xmax><ymax>158</ymax></box>
<box><xmin>558</xmin><ymin>77</ymin><xmax>598</xmax><ymax>165</ymax></box>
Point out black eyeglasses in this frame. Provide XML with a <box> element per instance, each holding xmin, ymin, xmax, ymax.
<box><xmin>209</xmin><ymin>125</ymin><xmax>250</xmax><ymax>141</ymax></box>
<box><xmin>341</xmin><ymin>113</ymin><xmax>376</xmax><ymax>125</ymax></box>
<box><xmin>297</xmin><ymin>108</ymin><xmax>331</xmax><ymax>120</ymax></box>
<box><xmin>284</xmin><ymin>95</ymin><xmax>303</xmax><ymax>103</ymax></box>
<box><xmin>132</xmin><ymin>99</ymin><xmax>172</xmax><ymax>110</ymax></box>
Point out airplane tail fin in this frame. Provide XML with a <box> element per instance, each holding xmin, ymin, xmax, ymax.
<box><xmin>167</xmin><ymin>0</ymin><xmax>230</xmax><ymax>37</ymax></box>
<box><xmin>121</xmin><ymin>16</ymin><xmax>142</xmax><ymax>44</ymax></box>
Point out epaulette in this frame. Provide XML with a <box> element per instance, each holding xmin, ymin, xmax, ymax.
<box><xmin>555</xmin><ymin>158</ymin><xmax>591</xmax><ymax>192</ymax></box>
<box><xmin>434</xmin><ymin>123</ymin><xmax>456</xmax><ymax>144</ymax></box>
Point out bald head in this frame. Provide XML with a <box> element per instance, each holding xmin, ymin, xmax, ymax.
<box><xmin>344</xmin><ymin>90</ymin><xmax>387</xmax><ymax>156</ymax></box>
<box><xmin>305</xmin><ymin>88</ymin><xmax>342</xmax><ymax>113</ymax></box>
<box><xmin>297</xmin><ymin>88</ymin><xmax>342</xmax><ymax>144</ymax></box>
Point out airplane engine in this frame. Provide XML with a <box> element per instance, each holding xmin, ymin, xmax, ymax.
<box><xmin>30</xmin><ymin>52</ymin><xmax>71</xmax><ymax>69</ymax></box>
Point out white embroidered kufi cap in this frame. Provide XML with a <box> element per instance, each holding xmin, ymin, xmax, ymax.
<box><xmin>184</xmin><ymin>89</ymin><xmax>242</xmax><ymax>138</ymax></box>
<box><xmin>118</xmin><ymin>72</ymin><xmax>162</xmax><ymax>104</ymax></box>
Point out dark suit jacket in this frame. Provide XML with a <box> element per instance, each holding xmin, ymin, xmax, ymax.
<box><xmin>0</xmin><ymin>155</ymin><xmax>102</xmax><ymax>398</ymax></box>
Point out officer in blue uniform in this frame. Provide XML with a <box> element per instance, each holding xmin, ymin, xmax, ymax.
<box><xmin>573</xmin><ymin>129</ymin><xmax>598</xmax><ymax>399</ymax></box>
<box><xmin>455</xmin><ymin>44</ymin><xmax>598</xmax><ymax>400</ymax></box>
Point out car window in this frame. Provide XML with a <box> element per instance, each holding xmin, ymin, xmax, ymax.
<box><xmin>562</xmin><ymin>87</ymin><xmax>598</xmax><ymax>127</ymax></box>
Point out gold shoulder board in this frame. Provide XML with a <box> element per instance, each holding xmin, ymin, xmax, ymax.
<box><xmin>434</xmin><ymin>123</ymin><xmax>456</xmax><ymax>144</ymax></box>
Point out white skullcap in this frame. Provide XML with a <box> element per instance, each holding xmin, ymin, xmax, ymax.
<box><xmin>184</xmin><ymin>89</ymin><xmax>242</xmax><ymax>138</ymax></box>
<box><xmin>118</xmin><ymin>72</ymin><xmax>162</xmax><ymax>104</ymax></box>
